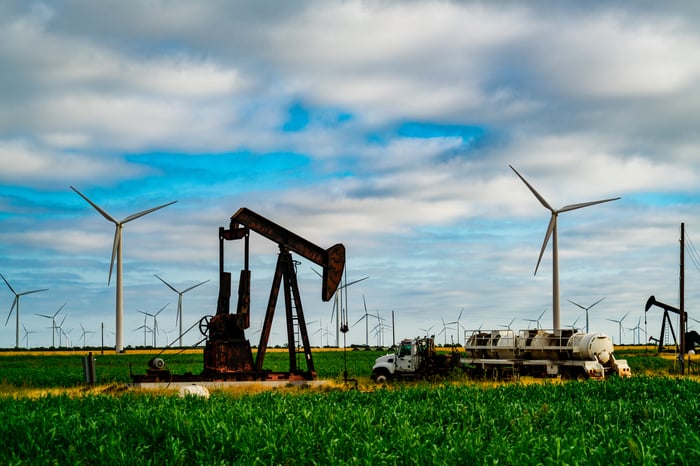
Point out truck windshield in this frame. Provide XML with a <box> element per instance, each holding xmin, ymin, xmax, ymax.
<box><xmin>398</xmin><ymin>342</ymin><xmax>412</xmax><ymax>357</ymax></box>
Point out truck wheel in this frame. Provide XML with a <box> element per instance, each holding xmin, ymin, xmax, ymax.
<box><xmin>372</xmin><ymin>369</ymin><xmax>390</xmax><ymax>383</ymax></box>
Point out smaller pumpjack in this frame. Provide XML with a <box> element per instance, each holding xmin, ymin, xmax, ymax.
<box><xmin>645</xmin><ymin>295</ymin><xmax>700</xmax><ymax>354</ymax></box>
<box><xmin>133</xmin><ymin>208</ymin><xmax>344</xmax><ymax>383</ymax></box>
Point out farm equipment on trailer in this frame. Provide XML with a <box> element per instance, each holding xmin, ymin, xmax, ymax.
<box><xmin>131</xmin><ymin>207</ymin><xmax>345</xmax><ymax>383</ymax></box>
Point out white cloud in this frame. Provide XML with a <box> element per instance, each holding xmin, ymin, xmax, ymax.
<box><xmin>0</xmin><ymin>140</ymin><xmax>147</xmax><ymax>186</ymax></box>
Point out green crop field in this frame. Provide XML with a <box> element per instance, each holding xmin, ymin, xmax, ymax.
<box><xmin>1</xmin><ymin>347</ymin><xmax>700</xmax><ymax>465</ymax></box>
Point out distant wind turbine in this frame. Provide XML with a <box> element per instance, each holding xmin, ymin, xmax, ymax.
<box><xmin>606</xmin><ymin>311</ymin><xmax>630</xmax><ymax>345</ymax></box>
<box><xmin>499</xmin><ymin>318</ymin><xmax>516</xmax><ymax>331</ymax></box>
<box><xmin>36</xmin><ymin>303</ymin><xmax>66</xmax><ymax>348</ymax></box>
<box><xmin>22</xmin><ymin>324</ymin><xmax>38</xmax><ymax>349</ymax></box>
<box><xmin>509</xmin><ymin>165</ymin><xmax>620</xmax><ymax>330</ymax></box>
<box><xmin>79</xmin><ymin>323</ymin><xmax>95</xmax><ymax>347</ymax></box>
<box><xmin>351</xmin><ymin>295</ymin><xmax>373</xmax><ymax>346</ymax></box>
<box><xmin>568</xmin><ymin>297</ymin><xmax>605</xmax><ymax>333</ymax></box>
<box><xmin>447</xmin><ymin>308</ymin><xmax>465</xmax><ymax>345</ymax></box>
<box><xmin>154</xmin><ymin>275</ymin><xmax>208</xmax><ymax>347</ymax></box>
<box><xmin>137</xmin><ymin>303</ymin><xmax>168</xmax><ymax>347</ymax></box>
<box><xmin>71</xmin><ymin>186</ymin><xmax>176</xmax><ymax>353</ymax></box>
<box><xmin>524</xmin><ymin>310</ymin><xmax>546</xmax><ymax>329</ymax></box>
<box><xmin>1</xmin><ymin>272</ymin><xmax>48</xmax><ymax>348</ymax></box>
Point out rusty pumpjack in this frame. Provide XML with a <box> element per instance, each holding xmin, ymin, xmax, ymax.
<box><xmin>132</xmin><ymin>207</ymin><xmax>345</xmax><ymax>383</ymax></box>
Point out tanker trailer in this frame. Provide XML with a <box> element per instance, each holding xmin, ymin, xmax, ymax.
<box><xmin>463</xmin><ymin>328</ymin><xmax>630</xmax><ymax>379</ymax></box>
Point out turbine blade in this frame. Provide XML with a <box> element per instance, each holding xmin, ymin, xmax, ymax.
<box><xmin>0</xmin><ymin>273</ymin><xmax>16</xmax><ymax>294</ymax></box>
<box><xmin>352</xmin><ymin>315</ymin><xmax>367</xmax><ymax>327</ymax></box>
<box><xmin>54</xmin><ymin>302</ymin><xmax>66</xmax><ymax>317</ymax></box>
<box><xmin>339</xmin><ymin>276</ymin><xmax>369</xmax><ymax>290</ymax></box>
<box><xmin>559</xmin><ymin>197</ymin><xmax>620</xmax><ymax>213</ymax></box>
<box><xmin>568</xmin><ymin>299</ymin><xmax>586</xmax><ymax>311</ymax></box>
<box><xmin>182</xmin><ymin>280</ymin><xmax>209</xmax><ymax>293</ymax></box>
<box><xmin>121</xmin><ymin>201</ymin><xmax>177</xmax><ymax>224</ymax></box>
<box><xmin>70</xmin><ymin>186</ymin><xmax>118</xmax><ymax>224</ymax></box>
<box><xmin>156</xmin><ymin>303</ymin><xmax>169</xmax><ymax>315</ymax></box>
<box><xmin>108</xmin><ymin>227</ymin><xmax>120</xmax><ymax>286</ymax></box>
<box><xmin>535</xmin><ymin>214</ymin><xmax>556</xmax><ymax>275</ymax></box>
<box><xmin>154</xmin><ymin>274</ymin><xmax>179</xmax><ymax>293</ymax></box>
<box><xmin>509</xmin><ymin>165</ymin><xmax>554</xmax><ymax>211</ymax></box>
<box><xmin>5</xmin><ymin>297</ymin><xmax>18</xmax><ymax>326</ymax></box>
<box><xmin>19</xmin><ymin>288</ymin><xmax>48</xmax><ymax>296</ymax></box>
<box><xmin>589</xmin><ymin>297</ymin><xmax>606</xmax><ymax>309</ymax></box>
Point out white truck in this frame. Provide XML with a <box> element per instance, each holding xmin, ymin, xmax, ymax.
<box><xmin>371</xmin><ymin>337</ymin><xmax>462</xmax><ymax>382</ymax></box>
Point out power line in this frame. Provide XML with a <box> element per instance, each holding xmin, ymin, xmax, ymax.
<box><xmin>684</xmin><ymin>229</ymin><xmax>700</xmax><ymax>274</ymax></box>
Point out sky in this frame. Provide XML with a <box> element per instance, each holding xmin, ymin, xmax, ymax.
<box><xmin>2</xmin><ymin>0</ymin><xmax>700</xmax><ymax>351</ymax></box>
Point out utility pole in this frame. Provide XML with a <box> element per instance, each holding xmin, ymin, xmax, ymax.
<box><xmin>680</xmin><ymin>223</ymin><xmax>686</xmax><ymax>375</ymax></box>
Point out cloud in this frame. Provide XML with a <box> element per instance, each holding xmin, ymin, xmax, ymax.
<box><xmin>0</xmin><ymin>140</ymin><xmax>148</xmax><ymax>187</ymax></box>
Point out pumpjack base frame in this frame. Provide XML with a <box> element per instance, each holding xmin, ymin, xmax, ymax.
<box><xmin>129</xmin><ymin>379</ymin><xmax>329</xmax><ymax>390</ymax></box>
<box><xmin>130</xmin><ymin>368</ymin><xmax>316</xmax><ymax>384</ymax></box>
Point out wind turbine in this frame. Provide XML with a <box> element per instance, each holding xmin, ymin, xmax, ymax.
<box><xmin>134</xmin><ymin>322</ymin><xmax>152</xmax><ymax>347</ymax></box>
<box><xmin>351</xmin><ymin>294</ymin><xmax>373</xmax><ymax>346</ymax></box>
<box><xmin>510</xmin><ymin>165</ymin><xmax>620</xmax><ymax>330</ymax></box>
<box><xmin>71</xmin><ymin>186</ymin><xmax>176</xmax><ymax>353</ymax></box>
<box><xmin>22</xmin><ymin>324</ymin><xmax>38</xmax><ymax>349</ymax></box>
<box><xmin>314</xmin><ymin>269</ymin><xmax>368</xmax><ymax>347</ymax></box>
<box><xmin>137</xmin><ymin>303</ymin><xmax>168</xmax><ymax>347</ymax></box>
<box><xmin>36</xmin><ymin>303</ymin><xmax>66</xmax><ymax>347</ymax></box>
<box><xmin>499</xmin><ymin>317</ymin><xmax>516</xmax><ymax>330</ymax></box>
<box><xmin>1</xmin><ymin>273</ymin><xmax>48</xmax><ymax>348</ymax></box>
<box><xmin>154</xmin><ymin>275</ymin><xmax>208</xmax><ymax>347</ymax></box>
<box><xmin>568</xmin><ymin>297</ymin><xmax>605</xmax><ymax>333</ymax></box>
<box><xmin>628</xmin><ymin>317</ymin><xmax>642</xmax><ymax>345</ymax></box>
<box><xmin>447</xmin><ymin>308</ymin><xmax>465</xmax><ymax>345</ymax></box>
<box><xmin>524</xmin><ymin>310</ymin><xmax>546</xmax><ymax>329</ymax></box>
<box><xmin>437</xmin><ymin>317</ymin><xmax>451</xmax><ymax>346</ymax></box>
<box><xmin>606</xmin><ymin>311</ymin><xmax>630</xmax><ymax>345</ymax></box>
<box><xmin>567</xmin><ymin>317</ymin><xmax>581</xmax><ymax>330</ymax></box>
<box><xmin>56</xmin><ymin>314</ymin><xmax>68</xmax><ymax>347</ymax></box>
<box><xmin>79</xmin><ymin>323</ymin><xmax>95</xmax><ymax>347</ymax></box>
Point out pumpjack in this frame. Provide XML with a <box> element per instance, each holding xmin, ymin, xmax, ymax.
<box><xmin>645</xmin><ymin>295</ymin><xmax>700</xmax><ymax>354</ymax></box>
<box><xmin>131</xmin><ymin>207</ymin><xmax>345</xmax><ymax>383</ymax></box>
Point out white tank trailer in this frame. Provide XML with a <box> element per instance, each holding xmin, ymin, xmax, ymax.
<box><xmin>462</xmin><ymin>328</ymin><xmax>631</xmax><ymax>379</ymax></box>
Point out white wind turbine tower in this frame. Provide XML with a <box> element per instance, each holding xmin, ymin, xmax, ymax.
<box><xmin>154</xmin><ymin>275</ymin><xmax>208</xmax><ymax>347</ymax></box>
<box><xmin>71</xmin><ymin>186</ymin><xmax>176</xmax><ymax>353</ymax></box>
<box><xmin>1</xmin><ymin>272</ymin><xmax>48</xmax><ymax>348</ymax></box>
<box><xmin>509</xmin><ymin>165</ymin><xmax>620</xmax><ymax>331</ymax></box>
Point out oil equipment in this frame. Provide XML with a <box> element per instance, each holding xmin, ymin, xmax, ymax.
<box><xmin>131</xmin><ymin>207</ymin><xmax>345</xmax><ymax>383</ymax></box>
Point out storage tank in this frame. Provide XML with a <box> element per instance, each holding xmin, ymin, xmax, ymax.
<box><xmin>567</xmin><ymin>332</ymin><xmax>614</xmax><ymax>363</ymax></box>
<box><xmin>492</xmin><ymin>330</ymin><xmax>517</xmax><ymax>359</ymax></box>
<box><xmin>528</xmin><ymin>331</ymin><xmax>559</xmax><ymax>360</ymax></box>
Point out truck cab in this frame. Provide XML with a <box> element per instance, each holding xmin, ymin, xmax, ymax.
<box><xmin>372</xmin><ymin>337</ymin><xmax>440</xmax><ymax>382</ymax></box>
